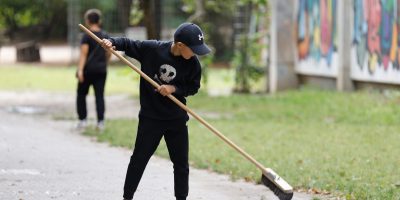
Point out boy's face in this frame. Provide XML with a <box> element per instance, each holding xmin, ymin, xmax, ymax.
<box><xmin>177</xmin><ymin>42</ymin><xmax>194</xmax><ymax>60</ymax></box>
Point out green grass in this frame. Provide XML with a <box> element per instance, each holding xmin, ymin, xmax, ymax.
<box><xmin>203</xmin><ymin>68</ymin><xmax>266</xmax><ymax>94</ymax></box>
<box><xmin>0</xmin><ymin>65</ymin><xmax>140</xmax><ymax>95</ymax></box>
<box><xmin>0</xmin><ymin>65</ymin><xmax>237</xmax><ymax>95</ymax></box>
<box><xmin>84</xmin><ymin>89</ymin><xmax>400</xmax><ymax>200</ymax></box>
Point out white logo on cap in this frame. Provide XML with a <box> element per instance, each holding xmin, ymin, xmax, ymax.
<box><xmin>198</xmin><ymin>34</ymin><xmax>204</xmax><ymax>41</ymax></box>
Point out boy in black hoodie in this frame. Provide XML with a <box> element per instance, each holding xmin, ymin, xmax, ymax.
<box><xmin>101</xmin><ymin>23</ymin><xmax>211</xmax><ymax>200</ymax></box>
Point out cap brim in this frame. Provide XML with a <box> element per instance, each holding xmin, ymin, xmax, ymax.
<box><xmin>189</xmin><ymin>44</ymin><xmax>211</xmax><ymax>56</ymax></box>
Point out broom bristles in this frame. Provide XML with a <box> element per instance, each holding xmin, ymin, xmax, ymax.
<box><xmin>261</xmin><ymin>174</ymin><xmax>293</xmax><ymax>200</ymax></box>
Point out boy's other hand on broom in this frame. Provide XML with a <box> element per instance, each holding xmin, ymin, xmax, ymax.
<box><xmin>101</xmin><ymin>39</ymin><xmax>116</xmax><ymax>50</ymax></box>
<box><xmin>157</xmin><ymin>85</ymin><xmax>176</xmax><ymax>96</ymax></box>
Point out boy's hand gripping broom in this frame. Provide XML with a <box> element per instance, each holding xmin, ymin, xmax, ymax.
<box><xmin>79</xmin><ymin>24</ymin><xmax>294</xmax><ymax>200</ymax></box>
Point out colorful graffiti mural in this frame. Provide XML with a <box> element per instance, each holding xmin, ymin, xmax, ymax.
<box><xmin>297</xmin><ymin>0</ymin><xmax>337</xmax><ymax>67</ymax></box>
<box><xmin>296</xmin><ymin>0</ymin><xmax>338</xmax><ymax>77</ymax></box>
<box><xmin>353</xmin><ymin>0</ymin><xmax>400</xmax><ymax>74</ymax></box>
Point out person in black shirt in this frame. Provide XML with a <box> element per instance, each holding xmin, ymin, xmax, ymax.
<box><xmin>101</xmin><ymin>23</ymin><xmax>211</xmax><ymax>200</ymax></box>
<box><xmin>76</xmin><ymin>9</ymin><xmax>111</xmax><ymax>130</ymax></box>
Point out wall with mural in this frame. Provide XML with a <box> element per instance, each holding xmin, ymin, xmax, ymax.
<box><xmin>296</xmin><ymin>0</ymin><xmax>338</xmax><ymax>77</ymax></box>
<box><xmin>352</xmin><ymin>0</ymin><xmax>400</xmax><ymax>84</ymax></box>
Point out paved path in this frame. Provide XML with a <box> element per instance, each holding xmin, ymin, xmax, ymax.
<box><xmin>0</xmin><ymin>91</ymin><xmax>139</xmax><ymax>120</ymax></box>
<box><xmin>0</xmin><ymin>91</ymin><xmax>320</xmax><ymax>200</ymax></box>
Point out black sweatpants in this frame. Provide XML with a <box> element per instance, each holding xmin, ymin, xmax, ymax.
<box><xmin>123</xmin><ymin>116</ymin><xmax>189</xmax><ymax>200</ymax></box>
<box><xmin>76</xmin><ymin>72</ymin><xmax>107</xmax><ymax>122</ymax></box>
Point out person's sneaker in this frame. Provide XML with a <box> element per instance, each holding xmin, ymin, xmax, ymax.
<box><xmin>96</xmin><ymin>120</ymin><xmax>105</xmax><ymax>131</ymax></box>
<box><xmin>76</xmin><ymin>119</ymin><xmax>87</xmax><ymax>130</ymax></box>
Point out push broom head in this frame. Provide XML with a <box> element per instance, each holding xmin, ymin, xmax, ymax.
<box><xmin>261</xmin><ymin>168</ymin><xmax>294</xmax><ymax>200</ymax></box>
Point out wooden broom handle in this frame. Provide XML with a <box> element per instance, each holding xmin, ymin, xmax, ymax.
<box><xmin>78</xmin><ymin>24</ymin><xmax>267</xmax><ymax>171</ymax></box>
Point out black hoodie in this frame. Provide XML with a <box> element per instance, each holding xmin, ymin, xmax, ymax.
<box><xmin>109</xmin><ymin>38</ymin><xmax>201</xmax><ymax>120</ymax></box>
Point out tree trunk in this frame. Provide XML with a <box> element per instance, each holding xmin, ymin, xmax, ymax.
<box><xmin>140</xmin><ymin>0</ymin><xmax>161</xmax><ymax>40</ymax></box>
<box><xmin>117</xmin><ymin>0</ymin><xmax>133</xmax><ymax>31</ymax></box>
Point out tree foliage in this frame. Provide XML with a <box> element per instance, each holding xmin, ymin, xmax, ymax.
<box><xmin>180</xmin><ymin>0</ymin><xmax>270</xmax><ymax>93</ymax></box>
<box><xmin>232</xmin><ymin>0</ymin><xmax>269</xmax><ymax>93</ymax></box>
<box><xmin>0</xmin><ymin>0</ymin><xmax>67</xmax><ymax>41</ymax></box>
<box><xmin>0</xmin><ymin>0</ymin><xmax>131</xmax><ymax>42</ymax></box>
<box><xmin>181</xmin><ymin>0</ymin><xmax>236</xmax><ymax>61</ymax></box>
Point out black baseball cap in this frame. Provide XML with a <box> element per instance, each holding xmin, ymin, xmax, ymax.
<box><xmin>174</xmin><ymin>23</ymin><xmax>211</xmax><ymax>56</ymax></box>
